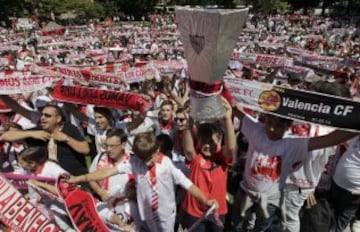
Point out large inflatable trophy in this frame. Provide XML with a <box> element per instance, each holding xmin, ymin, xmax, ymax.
<box><xmin>176</xmin><ymin>7</ymin><xmax>248</xmax><ymax>121</ymax></box>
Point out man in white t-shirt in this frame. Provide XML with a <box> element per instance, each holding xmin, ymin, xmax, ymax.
<box><xmin>284</xmin><ymin>124</ymin><xmax>337</xmax><ymax>232</ymax></box>
<box><xmin>231</xmin><ymin>107</ymin><xmax>357</xmax><ymax>232</ymax></box>
<box><xmin>331</xmin><ymin>136</ymin><xmax>360</xmax><ymax>232</ymax></box>
<box><xmin>89</xmin><ymin>128</ymin><xmax>139</xmax><ymax>224</ymax></box>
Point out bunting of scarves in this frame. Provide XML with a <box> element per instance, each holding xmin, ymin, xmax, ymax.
<box><xmin>225</xmin><ymin>76</ymin><xmax>360</xmax><ymax>132</ymax></box>
<box><xmin>0</xmin><ymin>174</ymin><xmax>60</xmax><ymax>232</ymax></box>
<box><xmin>0</xmin><ymin>71</ymin><xmax>57</xmax><ymax>94</ymax></box>
<box><xmin>52</xmin><ymin>83</ymin><xmax>151</xmax><ymax>114</ymax></box>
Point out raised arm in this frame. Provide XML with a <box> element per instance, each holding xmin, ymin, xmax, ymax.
<box><xmin>63</xmin><ymin>103</ymin><xmax>89</xmax><ymax>123</ymax></box>
<box><xmin>182</xmin><ymin>114</ymin><xmax>196</xmax><ymax>161</ymax></box>
<box><xmin>232</xmin><ymin>103</ymin><xmax>246</xmax><ymax>122</ymax></box>
<box><xmin>221</xmin><ymin>98</ymin><xmax>236</xmax><ymax>157</ymax></box>
<box><xmin>308</xmin><ymin>130</ymin><xmax>358</xmax><ymax>151</ymax></box>
<box><xmin>0</xmin><ymin>95</ymin><xmax>35</xmax><ymax>121</ymax></box>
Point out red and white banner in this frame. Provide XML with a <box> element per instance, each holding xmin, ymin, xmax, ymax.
<box><xmin>86</xmin><ymin>63</ymin><xmax>127</xmax><ymax>73</ymax></box>
<box><xmin>84</xmin><ymin>70</ymin><xmax>125</xmax><ymax>87</ymax></box>
<box><xmin>231</xmin><ymin>52</ymin><xmax>291</xmax><ymax>67</ymax></box>
<box><xmin>53</xmin><ymin>84</ymin><xmax>152</xmax><ymax>113</ymax></box>
<box><xmin>302</xmin><ymin>55</ymin><xmax>342</xmax><ymax>63</ymax></box>
<box><xmin>85</xmin><ymin>66</ymin><xmax>158</xmax><ymax>86</ymax></box>
<box><xmin>122</xmin><ymin>66</ymin><xmax>158</xmax><ymax>83</ymax></box>
<box><xmin>149</xmin><ymin>60</ymin><xmax>186</xmax><ymax>73</ymax></box>
<box><xmin>54</xmin><ymin>65</ymin><xmax>87</xmax><ymax>82</ymax></box>
<box><xmin>0</xmin><ymin>73</ymin><xmax>56</xmax><ymax>94</ymax></box>
<box><xmin>0</xmin><ymin>174</ymin><xmax>60</xmax><ymax>232</ymax></box>
<box><xmin>286</xmin><ymin>46</ymin><xmax>315</xmax><ymax>56</ymax></box>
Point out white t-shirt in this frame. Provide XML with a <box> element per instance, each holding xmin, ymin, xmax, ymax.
<box><xmin>286</xmin><ymin>125</ymin><xmax>336</xmax><ymax>188</ymax></box>
<box><xmin>90</xmin><ymin>153</ymin><xmax>132</xmax><ymax>198</ymax></box>
<box><xmin>37</xmin><ymin>160</ymin><xmax>67</xmax><ymax>178</ymax></box>
<box><xmin>241</xmin><ymin>117</ymin><xmax>309</xmax><ymax>196</ymax></box>
<box><xmin>116</xmin><ymin>154</ymin><xmax>192</xmax><ymax>232</ymax></box>
<box><xmin>333</xmin><ymin>136</ymin><xmax>360</xmax><ymax>192</ymax></box>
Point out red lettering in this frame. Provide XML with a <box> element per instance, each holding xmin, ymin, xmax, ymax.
<box><xmin>17</xmin><ymin>204</ymin><xmax>39</xmax><ymax>230</ymax></box>
<box><xmin>3</xmin><ymin>197</ymin><xmax>26</xmax><ymax>223</ymax></box>
<box><xmin>0</xmin><ymin>189</ymin><xmax>20</xmax><ymax>211</ymax></box>
<box><xmin>40</xmin><ymin>223</ymin><xmax>60</xmax><ymax>232</ymax></box>
<box><xmin>28</xmin><ymin>214</ymin><xmax>47</xmax><ymax>232</ymax></box>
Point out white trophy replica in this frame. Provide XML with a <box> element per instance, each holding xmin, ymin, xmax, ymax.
<box><xmin>176</xmin><ymin>6</ymin><xmax>248</xmax><ymax>121</ymax></box>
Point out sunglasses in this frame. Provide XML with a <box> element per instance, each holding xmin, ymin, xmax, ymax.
<box><xmin>174</xmin><ymin>117</ymin><xmax>186</xmax><ymax>123</ymax></box>
<box><xmin>41</xmin><ymin>113</ymin><xmax>57</xmax><ymax>118</ymax></box>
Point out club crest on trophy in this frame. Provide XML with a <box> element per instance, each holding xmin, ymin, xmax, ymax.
<box><xmin>176</xmin><ymin>7</ymin><xmax>248</xmax><ymax>121</ymax></box>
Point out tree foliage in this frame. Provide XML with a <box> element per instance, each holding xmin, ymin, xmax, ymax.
<box><xmin>2</xmin><ymin>0</ymin><xmax>360</xmax><ymax>22</ymax></box>
<box><xmin>114</xmin><ymin>0</ymin><xmax>158</xmax><ymax>18</ymax></box>
<box><xmin>250</xmin><ymin>0</ymin><xmax>289</xmax><ymax>13</ymax></box>
<box><xmin>287</xmin><ymin>0</ymin><xmax>321</xmax><ymax>12</ymax></box>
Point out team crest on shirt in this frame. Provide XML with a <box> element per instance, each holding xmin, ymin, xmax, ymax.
<box><xmin>250</xmin><ymin>153</ymin><xmax>282</xmax><ymax>181</ymax></box>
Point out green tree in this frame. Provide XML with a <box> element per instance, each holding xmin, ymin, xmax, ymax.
<box><xmin>0</xmin><ymin>0</ymin><xmax>27</xmax><ymax>18</ymax></box>
<box><xmin>101</xmin><ymin>0</ymin><xmax>121</xmax><ymax>17</ymax></box>
<box><xmin>22</xmin><ymin>0</ymin><xmax>104</xmax><ymax>20</ymax></box>
<box><xmin>251</xmin><ymin>0</ymin><xmax>289</xmax><ymax>14</ymax></box>
<box><xmin>115</xmin><ymin>0</ymin><xmax>158</xmax><ymax>18</ymax></box>
<box><xmin>287</xmin><ymin>0</ymin><xmax>321</xmax><ymax>14</ymax></box>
